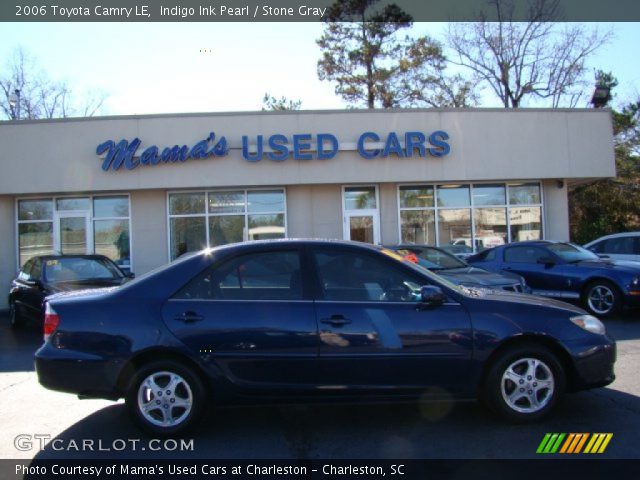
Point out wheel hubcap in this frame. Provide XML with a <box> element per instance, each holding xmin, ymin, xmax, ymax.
<box><xmin>501</xmin><ymin>358</ymin><xmax>554</xmax><ymax>414</ymax></box>
<box><xmin>588</xmin><ymin>285</ymin><xmax>614</xmax><ymax>315</ymax></box>
<box><xmin>137</xmin><ymin>371</ymin><xmax>193</xmax><ymax>427</ymax></box>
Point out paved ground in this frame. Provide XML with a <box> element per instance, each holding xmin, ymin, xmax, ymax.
<box><xmin>1</xmin><ymin>312</ymin><xmax>639</xmax><ymax>460</ymax></box>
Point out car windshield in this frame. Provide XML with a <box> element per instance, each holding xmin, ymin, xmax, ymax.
<box><xmin>415</xmin><ymin>247</ymin><xmax>467</xmax><ymax>269</ymax></box>
<box><xmin>547</xmin><ymin>243</ymin><xmax>599</xmax><ymax>263</ymax></box>
<box><xmin>44</xmin><ymin>257</ymin><xmax>123</xmax><ymax>282</ymax></box>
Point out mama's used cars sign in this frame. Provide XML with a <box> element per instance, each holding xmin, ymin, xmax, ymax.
<box><xmin>96</xmin><ymin>130</ymin><xmax>450</xmax><ymax>171</ymax></box>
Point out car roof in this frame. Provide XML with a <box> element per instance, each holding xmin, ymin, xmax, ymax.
<box><xmin>585</xmin><ymin>232</ymin><xmax>640</xmax><ymax>244</ymax></box>
<box><xmin>34</xmin><ymin>254</ymin><xmax>114</xmax><ymax>260</ymax></box>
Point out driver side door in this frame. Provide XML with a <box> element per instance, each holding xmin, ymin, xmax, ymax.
<box><xmin>310</xmin><ymin>247</ymin><xmax>473</xmax><ymax>394</ymax></box>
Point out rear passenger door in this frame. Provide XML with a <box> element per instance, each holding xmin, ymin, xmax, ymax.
<box><xmin>162</xmin><ymin>248</ymin><xmax>319</xmax><ymax>390</ymax></box>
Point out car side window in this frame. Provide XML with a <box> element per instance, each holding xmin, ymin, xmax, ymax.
<box><xmin>588</xmin><ymin>240</ymin><xmax>604</xmax><ymax>254</ymax></box>
<box><xmin>30</xmin><ymin>260</ymin><xmax>43</xmax><ymax>281</ymax></box>
<box><xmin>18</xmin><ymin>259</ymin><xmax>34</xmax><ymax>281</ymax></box>
<box><xmin>604</xmin><ymin>237</ymin><xmax>635</xmax><ymax>255</ymax></box>
<box><xmin>504</xmin><ymin>246</ymin><xmax>547</xmax><ymax>263</ymax></box>
<box><xmin>313</xmin><ymin>249</ymin><xmax>422</xmax><ymax>302</ymax></box>
<box><xmin>174</xmin><ymin>250</ymin><xmax>303</xmax><ymax>301</ymax></box>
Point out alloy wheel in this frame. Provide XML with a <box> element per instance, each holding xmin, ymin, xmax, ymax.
<box><xmin>587</xmin><ymin>285</ymin><xmax>615</xmax><ymax>315</ymax></box>
<box><xmin>137</xmin><ymin>371</ymin><xmax>193</xmax><ymax>428</ymax></box>
<box><xmin>500</xmin><ymin>357</ymin><xmax>555</xmax><ymax>414</ymax></box>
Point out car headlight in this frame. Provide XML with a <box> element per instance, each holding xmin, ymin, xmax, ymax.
<box><xmin>570</xmin><ymin>315</ymin><xmax>606</xmax><ymax>335</ymax></box>
<box><xmin>632</xmin><ymin>277</ymin><xmax>640</xmax><ymax>288</ymax></box>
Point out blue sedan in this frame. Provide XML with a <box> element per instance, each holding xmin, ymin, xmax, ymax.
<box><xmin>468</xmin><ymin>240</ymin><xmax>640</xmax><ymax>317</ymax></box>
<box><xmin>35</xmin><ymin>240</ymin><xmax>615</xmax><ymax>436</ymax></box>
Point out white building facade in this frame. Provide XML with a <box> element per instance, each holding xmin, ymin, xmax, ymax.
<box><xmin>0</xmin><ymin>108</ymin><xmax>615</xmax><ymax>308</ymax></box>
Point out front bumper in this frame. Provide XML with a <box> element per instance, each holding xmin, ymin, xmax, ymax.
<box><xmin>569</xmin><ymin>339</ymin><xmax>616</xmax><ymax>391</ymax></box>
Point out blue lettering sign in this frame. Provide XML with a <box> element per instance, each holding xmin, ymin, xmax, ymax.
<box><xmin>96</xmin><ymin>132</ymin><xmax>227</xmax><ymax>171</ymax></box>
<box><xmin>357</xmin><ymin>132</ymin><xmax>380</xmax><ymax>159</ymax></box>
<box><xmin>293</xmin><ymin>134</ymin><xmax>313</xmax><ymax>160</ymax></box>
<box><xmin>382</xmin><ymin>132</ymin><xmax>404</xmax><ymax>158</ymax></box>
<box><xmin>428</xmin><ymin>131</ymin><xmax>450</xmax><ymax>157</ymax></box>
<box><xmin>317</xmin><ymin>133</ymin><xmax>338</xmax><ymax>160</ymax></box>
<box><xmin>268</xmin><ymin>134</ymin><xmax>289</xmax><ymax>161</ymax></box>
<box><xmin>404</xmin><ymin>131</ymin><xmax>426</xmax><ymax>157</ymax></box>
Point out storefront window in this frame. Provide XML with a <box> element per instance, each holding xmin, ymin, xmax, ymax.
<box><xmin>399</xmin><ymin>186</ymin><xmax>434</xmax><ymax>208</ymax></box>
<box><xmin>438</xmin><ymin>209</ymin><xmax>472</xmax><ymax>246</ymax></box>
<box><xmin>400</xmin><ymin>210</ymin><xmax>435</xmax><ymax>244</ymax></box>
<box><xmin>509</xmin><ymin>207</ymin><xmax>542</xmax><ymax>242</ymax></box>
<box><xmin>398</xmin><ymin>183</ymin><xmax>543</xmax><ymax>251</ymax></box>
<box><xmin>474</xmin><ymin>207</ymin><xmax>507</xmax><ymax>250</ymax></box>
<box><xmin>17</xmin><ymin>195</ymin><xmax>132</xmax><ymax>271</ymax></box>
<box><xmin>169</xmin><ymin>189</ymin><xmax>286</xmax><ymax>259</ymax></box>
<box><xmin>18</xmin><ymin>222</ymin><xmax>54</xmax><ymax>268</ymax></box>
<box><xmin>344</xmin><ymin>186</ymin><xmax>376</xmax><ymax>210</ymax></box>
<box><xmin>437</xmin><ymin>184</ymin><xmax>470</xmax><ymax>207</ymax></box>
<box><xmin>509</xmin><ymin>183</ymin><xmax>541</xmax><ymax>205</ymax></box>
<box><xmin>473</xmin><ymin>184</ymin><xmax>506</xmax><ymax>206</ymax></box>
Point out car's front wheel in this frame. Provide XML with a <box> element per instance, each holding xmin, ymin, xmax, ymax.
<box><xmin>583</xmin><ymin>281</ymin><xmax>621</xmax><ymax>317</ymax></box>
<box><xmin>125</xmin><ymin>360</ymin><xmax>206</xmax><ymax>436</ymax></box>
<box><xmin>483</xmin><ymin>344</ymin><xmax>565</xmax><ymax>422</ymax></box>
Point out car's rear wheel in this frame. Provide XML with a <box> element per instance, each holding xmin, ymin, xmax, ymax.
<box><xmin>583</xmin><ymin>281</ymin><xmax>621</xmax><ymax>317</ymax></box>
<box><xmin>483</xmin><ymin>344</ymin><xmax>565</xmax><ymax>423</ymax></box>
<box><xmin>125</xmin><ymin>360</ymin><xmax>206</xmax><ymax>436</ymax></box>
<box><xmin>9</xmin><ymin>300</ymin><xmax>25</xmax><ymax>329</ymax></box>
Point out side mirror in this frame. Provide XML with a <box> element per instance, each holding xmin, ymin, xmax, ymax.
<box><xmin>419</xmin><ymin>285</ymin><xmax>446</xmax><ymax>308</ymax></box>
<box><xmin>125</xmin><ymin>272</ymin><xmax>135</xmax><ymax>279</ymax></box>
<box><xmin>536</xmin><ymin>256</ymin><xmax>556</xmax><ymax>266</ymax></box>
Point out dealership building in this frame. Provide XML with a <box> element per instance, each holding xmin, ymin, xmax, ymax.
<box><xmin>0</xmin><ymin>108</ymin><xmax>614</xmax><ymax>308</ymax></box>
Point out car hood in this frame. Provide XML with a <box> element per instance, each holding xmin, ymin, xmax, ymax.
<box><xmin>468</xmin><ymin>288</ymin><xmax>587</xmax><ymax>315</ymax></box>
<box><xmin>438</xmin><ymin>267</ymin><xmax>520</xmax><ymax>287</ymax></box>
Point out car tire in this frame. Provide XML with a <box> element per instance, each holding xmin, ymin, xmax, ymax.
<box><xmin>125</xmin><ymin>360</ymin><xmax>206</xmax><ymax>437</ymax></box>
<box><xmin>482</xmin><ymin>343</ymin><xmax>565</xmax><ymax>423</ymax></box>
<box><xmin>582</xmin><ymin>280</ymin><xmax>621</xmax><ymax>318</ymax></box>
<box><xmin>9</xmin><ymin>300</ymin><xmax>25</xmax><ymax>329</ymax></box>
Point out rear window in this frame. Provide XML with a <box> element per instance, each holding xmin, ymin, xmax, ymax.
<box><xmin>44</xmin><ymin>258</ymin><xmax>123</xmax><ymax>282</ymax></box>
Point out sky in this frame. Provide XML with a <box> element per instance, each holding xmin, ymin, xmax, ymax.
<box><xmin>0</xmin><ymin>21</ymin><xmax>639</xmax><ymax>116</ymax></box>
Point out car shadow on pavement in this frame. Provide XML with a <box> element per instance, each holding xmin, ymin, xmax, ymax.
<box><xmin>30</xmin><ymin>386</ymin><xmax>640</xmax><ymax>460</ymax></box>
<box><xmin>0</xmin><ymin>319</ymin><xmax>42</xmax><ymax>372</ymax></box>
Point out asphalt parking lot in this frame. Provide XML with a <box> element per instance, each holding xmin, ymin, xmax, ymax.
<box><xmin>1</xmin><ymin>311</ymin><xmax>639</xmax><ymax>461</ymax></box>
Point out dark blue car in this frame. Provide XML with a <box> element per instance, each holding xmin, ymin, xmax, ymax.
<box><xmin>468</xmin><ymin>240</ymin><xmax>640</xmax><ymax>317</ymax></box>
<box><xmin>35</xmin><ymin>240</ymin><xmax>615</xmax><ymax>436</ymax></box>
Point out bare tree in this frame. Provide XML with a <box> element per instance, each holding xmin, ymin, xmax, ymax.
<box><xmin>447</xmin><ymin>0</ymin><xmax>610</xmax><ymax>108</ymax></box>
<box><xmin>0</xmin><ymin>47</ymin><xmax>106</xmax><ymax>120</ymax></box>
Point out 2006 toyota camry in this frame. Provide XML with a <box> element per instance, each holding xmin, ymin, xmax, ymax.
<box><xmin>35</xmin><ymin>240</ymin><xmax>616</xmax><ymax>436</ymax></box>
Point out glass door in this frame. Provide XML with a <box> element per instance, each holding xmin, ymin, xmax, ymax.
<box><xmin>343</xmin><ymin>186</ymin><xmax>380</xmax><ymax>244</ymax></box>
<box><xmin>54</xmin><ymin>211</ymin><xmax>91</xmax><ymax>254</ymax></box>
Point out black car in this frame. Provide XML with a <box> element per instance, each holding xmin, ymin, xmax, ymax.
<box><xmin>387</xmin><ymin>244</ymin><xmax>530</xmax><ymax>293</ymax></box>
<box><xmin>35</xmin><ymin>240</ymin><xmax>615</xmax><ymax>436</ymax></box>
<box><xmin>9</xmin><ymin>254</ymin><xmax>131</xmax><ymax>328</ymax></box>
<box><xmin>468</xmin><ymin>241</ymin><xmax>640</xmax><ymax>317</ymax></box>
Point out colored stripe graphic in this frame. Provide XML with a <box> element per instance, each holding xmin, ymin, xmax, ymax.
<box><xmin>538</xmin><ymin>433</ymin><xmax>613</xmax><ymax>454</ymax></box>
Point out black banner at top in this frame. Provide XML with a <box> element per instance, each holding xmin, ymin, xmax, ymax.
<box><xmin>1</xmin><ymin>0</ymin><xmax>640</xmax><ymax>22</ymax></box>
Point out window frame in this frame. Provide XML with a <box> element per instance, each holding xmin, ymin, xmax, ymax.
<box><xmin>15</xmin><ymin>193</ymin><xmax>132</xmax><ymax>272</ymax></box>
<box><xmin>166</xmin><ymin>188</ymin><xmax>288</xmax><ymax>261</ymax></box>
<box><xmin>397</xmin><ymin>181</ymin><xmax>544</xmax><ymax>252</ymax></box>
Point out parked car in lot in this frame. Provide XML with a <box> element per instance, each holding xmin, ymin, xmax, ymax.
<box><xmin>386</xmin><ymin>244</ymin><xmax>530</xmax><ymax>293</ymax></box>
<box><xmin>584</xmin><ymin>232</ymin><xmax>640</xmax><ymax>263</ymax></box>
<box><xmin>467</xmin><ymin>240</ymin><xmax>640</xmax><ymax>317</ymax></box>
<box><xmin>8</xmin><ymin>254</ymin><xmax>131</xmax><ymax>328</ymax></box>
<box><xmin>439</xmin><ymin>243</ymin><xmax>474</xmax><ymax>259</ymax></box>
<box><xmin>35</xmin><ymin>240</ymin><xmax>616</xmax><ymax>435</ymax></box>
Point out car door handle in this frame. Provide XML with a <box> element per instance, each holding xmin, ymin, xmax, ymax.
<box><xmin>174</xmin><ymin>311</ymin><xmax>203</xmax><ymax>323</ymax></box>
<box><xmin>320</xmin><ymin>315</ymin><xmax>351</xmax><ymax>327</ymax></box>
